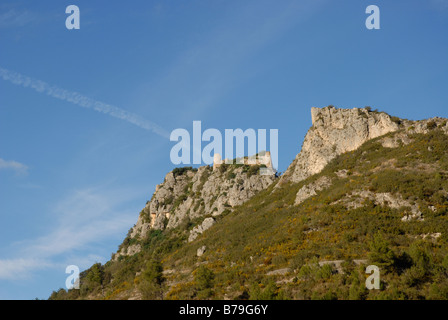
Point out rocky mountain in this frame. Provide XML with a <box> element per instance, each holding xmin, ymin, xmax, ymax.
<box><xmin>114</xmin><ymin>162</ymin><xmax>276</xmax><ymax>259</ymax></box>
<box><xmin>280</xmin><ymin>106</ymin><xmax>447</xmax><ymax>185</ymax></box>
<box><xmin>50</xmin><ymin>106</ymin><xmax>448</xmax><ymax>300</ymax></box>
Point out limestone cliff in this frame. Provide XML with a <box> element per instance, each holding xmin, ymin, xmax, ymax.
<box><xmin>115</xmin><ymin>105</ymin><xmax>448</xmax><ymax>259</ymax></box>
<box><xmin>281</xmin><ymin>106</ymin><xmax>402</xmax><ymax>184</ymax></box>
<box><xmin>280</xmin><ymin>105</ymin><xmax>448</xmax><ymax>205</ymax></box>
<box><xmin>115</xmin><ymin>163</ymin><xmax>276</xmax><ymax>258</ymax></box>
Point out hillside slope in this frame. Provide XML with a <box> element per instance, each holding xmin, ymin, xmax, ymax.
<box><xmin>50</xmin><ymin>107</ymin><xmax>448</xmax><ymax>300</ymax></box>
<box><xmin>113</xmin><ymin>155</ymin><xmax>276</xmax><ymax>261</ymax></box>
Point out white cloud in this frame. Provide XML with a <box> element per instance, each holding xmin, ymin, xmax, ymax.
<box><xmin>0</xmin><ymin>158</ymin><xmax>28</xmax><ymax>175</ymax></box>
<box><xmin>0</xmin><ymin>9</ymin><xmax>38</xmax><ymax>28</ymax></box>
<box><xmin>24</xmin><ymin>187</ymin><xmax>137</xmax><ymax>257</ymax></box>
<box><xmin>0</xmin><ymin>186</ymin><xmax>140</xmax><ymax>281</ymax></box>
<box><xmin>0</xmin><ymin>258</ymin><xmax>51</xmax><ymax>280</ymax></box>
<box><xmin>0</xmin><ymin>67</ymin><xmax>170</xmax><ymax>138</ymax></box>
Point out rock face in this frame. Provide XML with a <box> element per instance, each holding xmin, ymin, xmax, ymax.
<box><xmin>197</xmin><ymin>245</ymin><xmax>207</xmax><ymax>257</ymax></box>
<box><xmin>115</xmin><ymin>163</ymin><xmax>277</xmax><ymax>258</ymax></box>
<box><xmin>281</xmin><ymin>106</ymin><xmax>401</xmax><ymax>184</ymax></box>
<box><xmin>188</xmin><ymin>217</ymin><xmax>216</xmax><ymax>242</ymax></box>
<box><xmin>294</xmin><ymin>176</ymin><xmax>332</xmax><ymax>205</ymax></box>
<box><xmin>333</xmin><ymin>190</ymin><xmax>424</xmax><ymax>221</ymax></box>
<box><xmin>115</xmin><ymin>106</ymin><xmax>448</xmax><ymax>260</ymax></box>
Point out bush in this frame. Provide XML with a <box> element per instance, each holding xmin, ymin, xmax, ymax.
<box><xmin>391</xmin><ymin>116</ymin><xmax>402</xmax><ymax>125</ymax></box>
<box><xmin>139</xmin><ymin>259</ymin><xmax>165</xmax><ymax>299</ymax></box>
<box><xmin>403</xmin><ymin>241</ymin><xmax>432</xmax><ymax>286</ymax></box>
<box><xmin>226</xmin><ymin>171</ymin><xmax>236</xmax><ymax>180</ymax></box>
<box><xmin>194</xmin><ymin>265</ymin><xmax>215</xmax><ymax>291</ymax></box>
<box><xmin>316</xmin><ymin>264</ymin><xmax>334</xmax><ymax>280</ymax></box>
<box><xmin>426</xmin><ymin>120</ymin><xmax>437</xmax><ymax>130</ymax></box>
<box><xmin>219</xmin><ymin>164</ymin><xmax>228</xmax><ymax>174</ymax></box>
<box><xmin>368</xmin><ymin>233</ymin><xmax>396</xmax><ymax>272</ymax></box>
<box><xmin>249</xmin><ymin>281</ymin><xmax>286</xmax><ymax>300</ymax></box>
<box><xmin>172</xmin><ymin>167</ymin><xmax>197</xmax><ymax>178</ymax></box>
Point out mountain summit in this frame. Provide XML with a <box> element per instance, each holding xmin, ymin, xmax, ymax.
<box><xmin>50</xmin><ymin>106</ymin><xmax>448</xmax><ymax>300</ymax></box>
<box><xmin>281</xmin><ymin>106</ymin><xmax>400</xmax><ymax>184</ymax></box>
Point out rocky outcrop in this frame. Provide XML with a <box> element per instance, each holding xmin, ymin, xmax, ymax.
<box><xmin>294</xmin><ymin>176</ymin><xmax>332</xmax><ymax>205</ymax></box>
<box><xmin>197</xmin><ymin>245</ymin><xmax>207</xmax><ymax>257</ymax></box>
<box><xmin>333</xmin><ymin>190</ymin><xmax>423</xmax><ymax>221</ymax></box>
<box><xmin>281</xmin><ymin>106</ymin><xmax>448</xmax><ymax>186</ymax></box>
<box><xmin>115</xmin><ymin>162</ymin><xmax>277</xmax><ymax>258</ymax></box>
<box><xmin>116</xmin><ymin>106</ymin><xmax>448</xmax><ymax>260</ymax></box>
<box><xmin>188</xmin><ymin>217</ymin><xmax>216</xmax><ymax>242</ymax></box>
<box><xmin>281</xmin><ymin>106</ymin><xmax>401</xmax><ymax>184</ymax></box>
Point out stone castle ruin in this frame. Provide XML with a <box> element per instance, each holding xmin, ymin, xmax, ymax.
<box><xmin>212</xmin><ymin>151</ymin><xmax>273</xmax><ymax>171</ymax></box>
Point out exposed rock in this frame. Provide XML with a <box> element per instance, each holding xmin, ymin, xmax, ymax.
<box><xmin>114</xmin><ymin>243</ymin><xmax>141</xmax><ymax>260</ymax></box>
<box><xmin>117</xmin><ymin>107</ymin><xmax>447</xmax><ymax>259</ymax></box>
<box><xmin>197</xmin><ymin>245</ymin><xmax>207</xmax><ymax>257</ymax></box>
<box><xmin>189</xmin><ymin>217</ymin><xmax>216</xmax><ymax>242</ymax></box>
<box><xmin>404</xmin><ymin>117</ymin><xmax>448</xmax><ymax>135</ymax></box>
<box><xmin>334</xmin><ymin>190</ymin><xmax>423</xmax><ymax>221</ymax></box>
<box><xmin>294</xmin><ymin>176</ymin><xmax>332</xmax><ymax>205</ymax></box>
<box><xmin>318</xmin><ymin>260</ymin><xmax>345</xmax><ymax>274</ymax></box>
<box><xmin>420</xmin><ymin>233</ymin><xmax>442</xmax><ymax>240</ymax></box>
<box><xmin>279</xmin><ymin>108</ymin><xmax>447</xmax><ymax>187</ymax></box>
<box><xmin>116</xmin><ymin>162</ymin><xmax>277</xmax><ymax>258</ymax></box>
<box><xmin>318</xmin><ymin>259</ymin><xmax>368</xmax><ymax>274</ymax></box>
<box><xmin>381</xmin><ymin>132</ymin><xmax>412</xmax><ymax>148</ymax></box>
<box><xmin>401</xmin><ymin>212</ymin><xmax>424</xmax><ymax>222</ymax></box>
<box><xmin>266</xmin><ymin>268</ymin><xmax>290</xmax><ymax>276</ymax></box>
<box><xmin>335</xmin><ymin>169</ymin><xmax>349</xmax><ymax>178</ymax></box>
<box><xmin>276</xmin><ymin>277</ymin><xmax>295</xmax><ymax>285</ymax></box>
<box><xmin>281</xmin><ymin>106</ymin><xmax>400</xmax><ymax>185</ymax></box>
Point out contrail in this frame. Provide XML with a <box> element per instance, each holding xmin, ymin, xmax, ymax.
<box><xmin>0</xmin><ymin>67</ymin><xmax>169</xmax><ymax>138</ymax></box>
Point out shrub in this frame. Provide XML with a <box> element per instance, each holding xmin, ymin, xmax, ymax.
<box><xmin>219</xmin><ymin>164</ymin><xmax>228</xmax><ymax>174</ymax></box>
<box><xmin>316</xmin><ymin>264</ymin><xmax>334</xmax><ymax>280</ymax></box>
<box><xmin>426</xmin><ymin>120</ymin><xmax>437</xmax><ymax>130</ymax></box>
<box><xmin>249</xmin><ymin>281</ymin><xmax>286</xmax><ymax>300</ymax></box>
<box><xmin>194</xmin><ymin>265</ymin><xmax>215</xmax><ymax>291</ymax></box>
<box><xmin>226</xmin><ymin>171</ymin><xmax>236</xmax><ymax>180</ymax></box>
<box><xmin>139</xmin><ymin>259</ymin><xmax>165</xmax><ymax>299</ymax></box>
<box><xmin>368</xmin><ymin>233</ymin><xmax>396</xmax><ymax>272</ymax></box>
<box><xmin>391</xmin><ymin>116</ymin><xmax>402</xmax><ymax>125</ymax></box>
<box><xmin>172</xmin><ymin>167</ymin><xmax>197</xmax><ymax>178</ymax></box>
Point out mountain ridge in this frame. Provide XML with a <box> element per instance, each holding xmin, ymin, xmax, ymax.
<box><xmin>49</xmin><ymin>106</ymin><xmax>448</xmax><ymax>300</ymax></box>
<box><xmin>280</xmin><ymin>106</ymin><xmax>447</xmax><ymax>185</ymax></box>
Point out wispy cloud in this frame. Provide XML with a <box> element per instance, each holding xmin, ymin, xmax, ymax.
<box><xmin>0</xmin><ymin>158</ymin><xmax>28</xmax><ymax>175</ymax></box>
<box><xmin>22</xmin><ymin>188</ymin><xmax>136</xmax><ymax>257</ymax></box>
<box><xmin>0</xmin><ymin>67</ymin><xmax>170</xmax><ymax>138</ymax></box>
<box><xmin>0</xmin><ymin>9</ymin><xmax>39</xmax><ymax>28</ymax></box>
<box><xmin>0</xmin><ymin>258</ymin><xmax>50</xmax><ymax>280</ymax></box>
<box><xmin>0</xmin><ymin>185</ymin><xmax>139</xmax><ymax>281</ymax></box>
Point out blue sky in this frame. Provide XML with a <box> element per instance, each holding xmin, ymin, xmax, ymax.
<box><xmin>0</xmin><ymin>0</ymin><xmax>447</xmax><ymax>299</ymax></box>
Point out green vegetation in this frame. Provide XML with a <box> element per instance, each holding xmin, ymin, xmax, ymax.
<box><xmin>194</xmin><ymin>265</ymin><xmax>215</xmax><ymax>299</ymax></box>
<box><xmin>138</xmin><ymin>259</ymin><xmax>166</xmax><ymax>299</ymax></box>
<box><xmin>172</xmin><ymin>167</ymin><xmax>197</xmax><ymax>178</ymax></box>
<box><xmin>226</xmin><ymin>171</ymin><xmax>236</xmax><ymax>180</ymax></box>
<box><xmin>50</xmin><ymin>127</ymin><xmax>448</xmax><ymax>300</ymax></box>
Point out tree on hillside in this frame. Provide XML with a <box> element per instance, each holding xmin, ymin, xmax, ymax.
<box><xmin>194</xmin><ymin>265</ymin><xmax>215</xmax><ymax>299</ymax></box>
<box><xmin>139</xmin><ymin>259</ymin><xmax>166</xmax><ymax>300</ymax></box>
<box><xmin>368</xmin><ymin>232</ymin><xmax>396</xmax><ymax>273</ymax></box>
